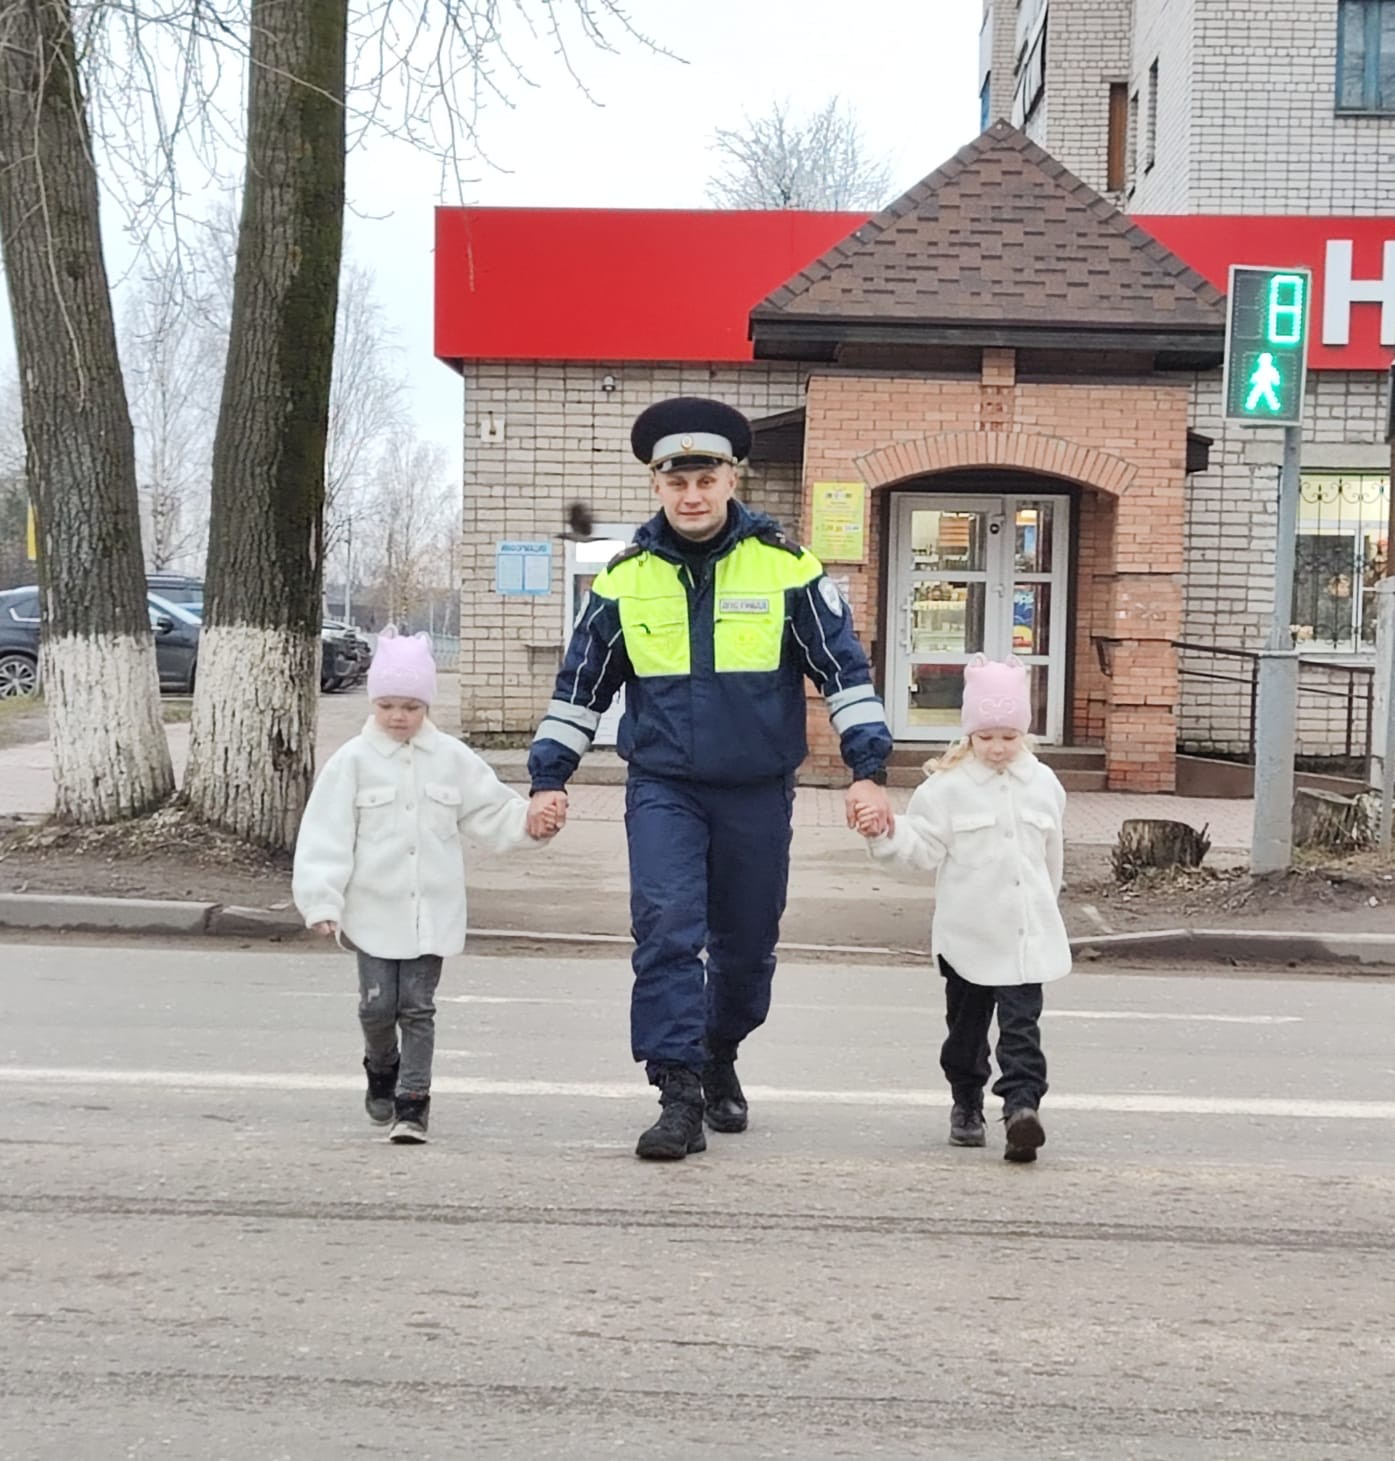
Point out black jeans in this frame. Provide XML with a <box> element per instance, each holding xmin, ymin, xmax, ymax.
<box><xmin>937</xmin><ymin>956</ymin><xmax>1048</xmax><ymax>1112</ymax></box>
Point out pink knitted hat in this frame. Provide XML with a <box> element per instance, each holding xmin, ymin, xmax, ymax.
<box><xmin>961</xmin><ymin>655</ymin><xmax>1031</xmax><ymax>735</ymax></box>
<box><xmin>367</xmin><ymin>627</ymin><xmax>437</xmax><ymax>706</ymax></box>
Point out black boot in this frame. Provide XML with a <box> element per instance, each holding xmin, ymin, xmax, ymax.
<box><xmin>1004</xmin><ymin>1107</ymin><xmax>1046</xmax><ymax>1163</ymax></box>
<box><xmin>635</xmin><ymin>1065</ymin><xmax>706</xmax><ymax>1160</ymax></box>
<box><xmin>389</xmin><ymin>1093</ymin><xmax>430</xmax><ymax>1145</ymax></box>
<box><xmin>949</xmin><ymin>1099</ymin><xmax>986</xmax><ymax>1147</ymax></box>
<box><xmin>363</xmin><ymin>1056</ymin><xmax>398</xmax><ymax>1126</ymax></box>
<box><xmin>702</xmin><ymin>1043</ymin><xmax>749</xmax><ymax>1134</ymax></box>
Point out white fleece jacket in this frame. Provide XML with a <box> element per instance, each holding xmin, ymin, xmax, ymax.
<box><xmin>869</xmin><ymin>752</ymin><xmax>1071</xmax><ymax>987</ymax></box>
<box><xmin>293</xmin><ymin>717</ymin><xmax>539</xmax><ymax>959</ymax></box>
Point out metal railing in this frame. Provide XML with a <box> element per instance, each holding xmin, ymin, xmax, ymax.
<box><xmin>1093</xmin><ymin>637</ymin><xmax>1375</xmax><ymax>767</ymax></box>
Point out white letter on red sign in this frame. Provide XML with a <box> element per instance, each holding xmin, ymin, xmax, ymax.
<box><xmin>1322</xmin><ymin>239</ymin><xmax>1395</xmax><ymax>347</ymax></box>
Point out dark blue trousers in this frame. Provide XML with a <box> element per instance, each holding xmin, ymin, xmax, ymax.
<box><xmin>625</xmin><ymin>773</ymin><xmax>795</xmax><ymax>1073</ymax></box>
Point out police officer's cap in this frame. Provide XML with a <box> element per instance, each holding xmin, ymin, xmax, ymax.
<box><xmin>631</xmin><ymin>397</ymin><xmax>752</xmax><ymax>473</ymax></box>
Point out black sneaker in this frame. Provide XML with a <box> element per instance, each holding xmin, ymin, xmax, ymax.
<box><xmin>363</xmin><ymin>1057</ymin><xmax>398</xmax><ymax>1126</ymax></box>
<box><xmin>1004</xmin><ymin>1107</ymin><xmax>1046</xmax><ymax>1163</ymax></box>
<box><xmin>389</xmin><ymin>1094</ymin><xmax>430</xmax><ymax>1145</ymax></box>
<box><xmin>949</xmin><ymin>1102</ymin><xmax>986</xmax><ymax>1147</ymax></box>
<box><xmin>701</xmin><ymin>1053</ymin><xmax>749</xmax><ymax>1134</ymax></box>
<box><xmin>636</xmin><ymin>1065</ymin><xmax>706</xmax><ymax>1160</ymax></box>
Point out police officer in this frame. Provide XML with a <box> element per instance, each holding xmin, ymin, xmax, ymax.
<box><xmin>527</xmin><ymin>397</ymin><xmax>892</xmax><ymax>1160</ymax></box>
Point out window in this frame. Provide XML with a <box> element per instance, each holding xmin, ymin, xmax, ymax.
<box><xmin>1012</xmin><ymin>14</ymin><xmax>1047</xmax><ymax>127</ymax></box>
<box><xmin>1127</xmin><ymin>89</ymin><xmax>1139</xmax><ymax>190</ymax></box>
<box><xmin>1337</xmin><ymin>0</ymin><xmax>1395</xmax><ymax>112</ymax></box>
<box><xmin>1291</xmin><ymin>474</ymin><xmax>1390</xmax><ymax>652</ymax></box>
<box><xmin>5</xmin><ymin>593</ymin><xmax>38</xmax><ymax>624</ymax></box>
<box><xmin>1106</xmin><ymin>82</ymin><xmax>1129</xmax><ymax>190</ymax></box>
<box><xmin>981</xmin><ymin>74</ymin><xmax>992</xmax><ymax>132</ymax></box>
<box><xmin>1145</xmin><ymin>59</ymin><xmax>1159</xmax><ymax>171</ymax></box>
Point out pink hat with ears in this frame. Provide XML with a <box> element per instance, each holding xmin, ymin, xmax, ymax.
<box><xmin>961</xmin><ymin>655</ymin><xmax>1031</xmax><ymax>736</ymax></box>
<box><xmin>367</xmin><ymin>627</ymin><xmax>437</xmax><ymax>706</ymax></box>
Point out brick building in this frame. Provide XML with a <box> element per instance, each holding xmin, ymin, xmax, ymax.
<box><xmin>982</xmin><ymin>0</ymin><xmax>1394</xmax><ymax>764</ymax></box>
<box><xmin>436</xmin><ymin>7</ymin><xmax>1393</xmax><ymax>791</ymax></box>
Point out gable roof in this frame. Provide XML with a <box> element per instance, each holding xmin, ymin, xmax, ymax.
<box><xmin>750</xmin><ymin>121</ymin><xmax>1226</xmax><ymax>357</ymax></box>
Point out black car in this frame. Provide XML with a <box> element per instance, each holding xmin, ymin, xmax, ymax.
<box><xmin>0</xmin><ymin>586</ymin><xmax>40</xmax><ymax>698</ymax></box>
<box><xmin>321</xmin><ymin>620</ymin><xmax>373</xmax><ymax>691</ymax></box>
<box><xmin>145</xmin><ymin>572</ymin><xmax>205</xmax><ymax>609</ymax></box>
<box><xmin>147</xmin><ymin>592</ymin><xmax>201</xmax><ymax>692</ymax></box>
<box><xmin>0</xmin><ymin>586</ymin><xmax>201</xmax><ymax>697</ymax></box>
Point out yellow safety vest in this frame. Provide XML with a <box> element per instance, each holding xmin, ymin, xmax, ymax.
<box><xmin>593</xmin><ymin>538</ymin><xmax>824</xmax><ymax>678</ymax></box>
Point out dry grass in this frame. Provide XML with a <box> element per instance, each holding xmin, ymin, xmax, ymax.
<box><xmin>0</xmin><ymin>803</ymin><xmax>291</xmax><ymax>876</ymax></box>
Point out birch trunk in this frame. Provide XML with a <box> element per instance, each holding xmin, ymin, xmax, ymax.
<box><xmin>0</xmin><ymin>0</ymin><xmax>174</xmax><ymax>821</ymax></box>
<box><xmin>184</xmin><ymin>0</ymin><xmax>347</xmax><ymax>850</ymax></box>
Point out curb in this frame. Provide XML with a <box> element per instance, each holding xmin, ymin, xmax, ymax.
<box><xmin>1</xmin><ymin>892</ymin><xmax>1393</xmax><ymax>968</ymax></box>
<box><xmin>1071</xmin><ymin>928</ymin><xmax>1395</xmax><ymax>969</ymax></box>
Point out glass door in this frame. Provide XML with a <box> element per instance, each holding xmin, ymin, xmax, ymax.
<box><xmin>887</xmin><ymin>493</ymin><xmax>1069</xmax><ymax>742</ymax></box>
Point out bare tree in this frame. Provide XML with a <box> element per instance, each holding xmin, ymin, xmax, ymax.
<box><xmin>0</xmin><ymin>0</ymin><xmax>174</xmax><ymax>819</ymax></box>
<box><xmin>360</xmin><ymin>433</ymin><xmax>454</xmax><ymax>628</ymax></box>
<box><xmin>181</xmin><ymin>0</ymin><xmax>347</xmax><ymax>850</ymax></box>
<box><xmin>325</xmin><ymin>262</ymin><xmax>406</xmax><ymax>559</ymax></box>
<box><xmin>707</xmin><ymin>97</ymin><xmax>894</xmax><ymax>211</ymax></box>
<box><xmin>0</xmin><ymin>0</ymin><xmax>667</xmax><ymax>844</ymax></box>
<box><xmin>122</xmin><ymin>266</ymin><xmax>221</xmax><ymax>571</ymax></box>
<box><xmin>184</xmin><ymin>1</ymin><xmax>667</xmax><ymax>849</ymax></box>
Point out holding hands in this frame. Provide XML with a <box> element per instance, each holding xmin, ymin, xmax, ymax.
<box><xmin>526</xmin><ymin>790</ymin><xmax>568</xmax><ymax>841</ymax></box>
<box><xmin>846</xmin><ymin>779</ymin><xmax>893</xmax><ymax>840</ymax></box>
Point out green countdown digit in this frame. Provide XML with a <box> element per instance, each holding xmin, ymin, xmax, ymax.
<box><xmin>1266</xmin><ymin>273</ymin><xmax>1305</xmax><ymax>346</ymax></box>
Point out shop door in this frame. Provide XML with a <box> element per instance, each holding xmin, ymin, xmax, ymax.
<box><xmin>886</xmin><ymin>493</ymin><xmax>1069</xmax><ymax>742</ymax></box>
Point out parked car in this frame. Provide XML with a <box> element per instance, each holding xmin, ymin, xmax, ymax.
<box><xmin>0</xmin><ymin>586</ymin><xmax>200</xmax><ymax>697</ymax></box>
<box><xmin>145</xmin><ymin>572</ymin><xmax>205</xmax><ymax>610</ymax></box>
<box><xmin>320</xmin><ymin>620</ymin><xmax>373</xmax><ymax>692</ymax></box>
<box><xmin>0</xmin><ymin>586</ymin><xmax>40</xmax><ymax>698</ymax></box>
<box><xmin>147</xmin><ymin>592</ymin><xmax>201</xmax><ymax>693</ymax></box>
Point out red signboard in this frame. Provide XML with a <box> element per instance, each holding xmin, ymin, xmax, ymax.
<box><xmin>435</xmin><ymin>208</ymin><xmax>1395</xmax><ymax>371</ymax></box>
<box><xmin>434</xmin><ymin>208</ymin><xmax>866</xmax><ymax>365</ymax></box>
<box><xmin>1136</xmin><ymin>215</ymin><xmax>1394</xmax><ymax>371</ymax></box>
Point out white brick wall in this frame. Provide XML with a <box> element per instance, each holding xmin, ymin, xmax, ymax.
<box><xmin>1015</xmin><ymin>0</ymin><xmax>1395</xmax><ymax>215</ymax></box>
<box><xmin>1180</xmin><ymin>370</ymin><xmax>1388</xmax><ymax>758</ymax></box>
<box><xmin>456</xmin><ymin>360</ymin><xmax>807</xmax><ymax>738</ymax></box>
<box><xmin>1037</xmin><ymin>0</ymin><xmax>1133</xmax><ymax>195</ymax></box>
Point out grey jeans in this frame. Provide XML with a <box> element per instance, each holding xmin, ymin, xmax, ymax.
<box><xmin>356</xmin><ymin>952</ymin><xmax>444</xmax><ymax>1097</ymax></box>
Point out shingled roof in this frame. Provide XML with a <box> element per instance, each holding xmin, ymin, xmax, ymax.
<box><xmin>750</xmin><ymin>121</ymin><xmax>1226</xmax><ymax>359</ymax></box>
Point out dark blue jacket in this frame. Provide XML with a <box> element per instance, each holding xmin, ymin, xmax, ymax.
<box><xmin>529</xmin><ymin>502</ymin><xmax>892</xmax><ymax>790</ymax></box>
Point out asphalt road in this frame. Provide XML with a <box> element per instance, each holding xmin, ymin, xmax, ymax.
<box><xmin>2</xmin><ymin>940</ymin><xmax>1394</xmax><ymax>1459</ymax></box>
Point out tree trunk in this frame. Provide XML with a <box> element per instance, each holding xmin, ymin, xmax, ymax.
<box><xmin>0</xmin><ymin>0</ymin><xmax>174</xmax><ymax>820</ymax></box>
<box><xmin>1292</xmin><ymin>788</ymin><xmax>1374</xmax><ymax>852</ymax></box>
<box><xmin>183</xmin><ymin>0</ymin><xmax>348</xmax><ymax>850</ymax></box>
<box><xmin>1112</xmin><ymin>819</ymin><xmax>1212</xmax><ymax>883</ymax></box>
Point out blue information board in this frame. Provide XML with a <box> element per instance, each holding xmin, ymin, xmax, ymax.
<box><xmin>495</xmin><ymin>540</ymin><xmax>552</xmax><ymax>596</ymax></box>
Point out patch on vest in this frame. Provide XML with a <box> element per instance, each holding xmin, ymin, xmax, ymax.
<box><xmin>718</xmin><ymin>597</ymin><xmax>770</xmax><ymax>614</ymax></box>
<box><xmin>819</xmin><ymin>578</ymin><xmax>845</xmax><ymax>617</ymax></box>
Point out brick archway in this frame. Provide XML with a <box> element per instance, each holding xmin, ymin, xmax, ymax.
<box><xmin>854</xmin><ymin>429</ymin><xmax>1139</xmax><ymax>497</ymax></box>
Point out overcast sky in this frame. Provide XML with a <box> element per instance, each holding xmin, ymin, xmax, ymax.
<box><xmin>1</xmin><ymin>0</ymin><xmax>982</xmax><ymax>482</ymax></box>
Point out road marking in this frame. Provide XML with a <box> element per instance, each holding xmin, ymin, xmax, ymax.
<box><xmin>1043</xmin><ymin>1011</ymin><xmax>1302</xmax><ymax>1025</ymax></box>
<box><xmin>278</xmin><ymin>991</ymin><xmax>1301</xmax><ymax>1023</ymax></box>
<box><xmin>0</xmin><ymin>1066</ymin><xmax>1387</xmax><ymax>1119</ymax></box>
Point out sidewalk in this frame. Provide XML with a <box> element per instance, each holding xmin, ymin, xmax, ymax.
<box><xmin>0</xmin><ymin>708</ymin><xmax>1254</xmax><ymax>850</ymax></box>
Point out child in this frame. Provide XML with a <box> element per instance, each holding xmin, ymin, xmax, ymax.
<box><xmin>854</xmin><ymin>656</ymin><xmax>1070</xmax><ymax>1163</ymax></box>
<box><xmin>293</xmin><ymin>627</ymin><xmax>560</xmax><ymax>1144</ymax></box>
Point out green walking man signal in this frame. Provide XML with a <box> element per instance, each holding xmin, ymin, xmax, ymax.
<box><xmin>1222</xmin><ymin>265</ymin><xmax>1312</xmax><ymax>427</ymax></box>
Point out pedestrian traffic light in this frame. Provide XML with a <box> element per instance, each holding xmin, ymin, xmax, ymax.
<box><xmin>1222</xmin><ymin>265</ymin><xmax>1311</xmax><ymax>426</ymax></box>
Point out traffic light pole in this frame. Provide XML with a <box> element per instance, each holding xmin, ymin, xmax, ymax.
<box><xmin>1250</xmin><ymin>425</ymin><xmax>1302</xmax><ymax>875</ymax></box>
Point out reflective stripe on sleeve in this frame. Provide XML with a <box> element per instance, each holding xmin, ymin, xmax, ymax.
<box><xmin>830</xmin><ymin>701</ymin><xmax>890</xmax><ymax>735</ymax></box>
<box><xmin>532</xmin><ymin>718</ymin><xmax>592</xmax><ymax>756</ymax></box>
<box><xmin>545</xmin><ymin>699</ymin><xmax>602</xmax><ymax>732</ymax></box>
<box><xmin>826</xmin><ymin>684</ymin><xmax>878</xmax><ymax>714</ymax></box>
